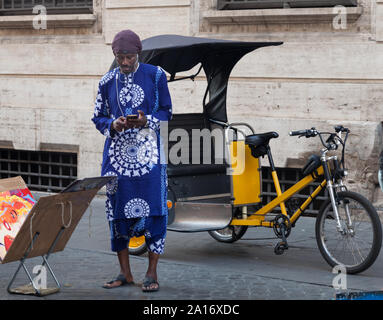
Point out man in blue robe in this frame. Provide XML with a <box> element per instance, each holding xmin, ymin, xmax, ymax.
<box><xmin>92</xmin><ymin>30</ymin><xmax>172</xmax><ymax>292</ymax></box>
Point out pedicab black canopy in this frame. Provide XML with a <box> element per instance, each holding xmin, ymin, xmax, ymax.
<box><xmin>112</xmin><ymin>34</ymin><xmax>283</xmax><ymax>122</ymax></box>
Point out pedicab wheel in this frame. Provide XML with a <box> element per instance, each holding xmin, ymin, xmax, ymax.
<box><xmin>315</xmin><ymin>191</ymin><xmax>382</xmax><ymax>274</ymax></box>
<box><xmin>208</xmin><ymin>226</ymin><xmax>248</xmax><ymax>243</ymax></box>
<box><xmin>129</xmin><ymin>236</ymin><xmax>148</xmax><ymax>256</ymax></box>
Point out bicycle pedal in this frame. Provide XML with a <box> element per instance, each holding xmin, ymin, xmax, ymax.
<box><xmin>274</xmin><ymin>241</ymin><xmax>288</xmax><ymax>255</ymax></box>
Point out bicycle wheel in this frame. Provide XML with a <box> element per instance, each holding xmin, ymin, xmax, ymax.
<box><xmin>208</xmin><ymin>226</ymin><xmax>248</xmax><ymax>243</ymax></box>
<box><xmin>129</xmin><ymin>236</ymin><xmax>148</xmax><ymax>256</ymax></box>
<box><xmin>315</xmin><ymin>191</ymin><xmax>382</xmax><ymax>274</ymax></box>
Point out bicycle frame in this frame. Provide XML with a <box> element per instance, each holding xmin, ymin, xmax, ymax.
<box><xmin>230</xmin><ymin>165</ymin><xmax>327</xmax><ymax>228</ymax></box>
<box><xmin>227</xmin><ymin>126</ymin><xmax>350</xmax><ymax>230</ymax></box>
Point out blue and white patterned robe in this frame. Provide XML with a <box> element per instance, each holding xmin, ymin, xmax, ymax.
<box><xmin>92</xmin><ymin>63</ymin><xmax>172</xmax><ymax>222</ymax></box>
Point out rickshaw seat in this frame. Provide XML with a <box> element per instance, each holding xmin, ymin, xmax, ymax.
<box><xmin>166</xmin><ymin>113</ymin><xmax>228</xmax><ymax>177</ymax></box>
<box><xmin>245</xmin><ymin>132</ymin><xmax>279</xmax><ymax>147</ymax></box>
<box><xmin>166</xmin><ymin>113</ymin><xmax>231</xmax><ymax>205</ymax></box>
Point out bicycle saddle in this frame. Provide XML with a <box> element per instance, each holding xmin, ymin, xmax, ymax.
<box><xmin>245</xmin><ymin>132</ymin><xmax>279</xmax><ymax>147</ymax></box>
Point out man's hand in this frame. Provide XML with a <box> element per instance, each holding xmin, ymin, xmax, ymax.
<box><xmin>112</xmin><ymin>116</ymin><xmax>127</xmax><ymax>132</ymax></box>
<box><xmin>126</xmin><ymin>110</ymin><xmax>147</xmax><ymax>129</ymax></box>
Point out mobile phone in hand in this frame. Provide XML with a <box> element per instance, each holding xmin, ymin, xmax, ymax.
<box><xmin>126</xmin><ymin>114</ymin><xmax>138</xmax><ymax>120</ymax></box>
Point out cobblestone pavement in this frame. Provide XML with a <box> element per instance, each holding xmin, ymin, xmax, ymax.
<box><xmin>0</xmin><ymin>193</ymin><xmax>380</xmax><ymax>303</ymax></box>
<box><xmin>0</xmin><ymin>247</ymin><xmax>336</xmax><ymax>300</ymax></box>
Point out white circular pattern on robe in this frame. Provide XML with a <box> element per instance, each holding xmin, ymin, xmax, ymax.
<box><xmin>119</xmin><ymin>84</ymin><xmax>144</xmax><ymax>109</ymax></box>
<box><xmin>129</xmin><ymin>84</ymin><xmax>145</xmax><ymax>108</ymax></box>
<box><xmin>103</xmin><ymin>171</ymin><xmax>118</xmax><ymax>195</ymax></box>
<box><xmin>124</xmin><ymin>198</ymin><xmax>150</xmax><ymax>218</ymax></box>
<box><xmin>108</xmin><ymin>129</ymin><xmax>159</xmax><ymax>177</ymax></box>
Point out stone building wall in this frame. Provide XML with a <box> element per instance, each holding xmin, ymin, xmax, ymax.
<box><xmin>0</xmin><ymin>0</ymin><xmax>382</xmax><ymax>202</ymax></box>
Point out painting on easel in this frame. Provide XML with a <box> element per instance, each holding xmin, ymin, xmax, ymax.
<box><xmin>0</xmin><ymin>177</ymin><xmax>35</xmax><ymax>261</ymax></box>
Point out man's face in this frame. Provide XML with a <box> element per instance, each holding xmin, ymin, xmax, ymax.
<box><xmin>114</xmin><ymin>52</ymin><xmax>138</xmax><ymax>74</ymax></box>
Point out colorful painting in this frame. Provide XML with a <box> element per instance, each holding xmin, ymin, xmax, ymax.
<box><xmin>0</xmin><ymin>188</ymin><xmax>35</xmax><ymax>261</ymax></box>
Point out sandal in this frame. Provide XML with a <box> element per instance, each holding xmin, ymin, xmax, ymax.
<box><xmin>102</xmin><ymin>274</ymin><xmax>134</xmax><ymax>289</ymax></box>
<box><xmin>142</xmin><ymin>276</ymin><xmax>159</xmax><ymax>292</ymax></box>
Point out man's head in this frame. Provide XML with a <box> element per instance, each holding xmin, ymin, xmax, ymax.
<box><xmin>112</xmin><ymin>30</ymin><xmax>142</xmax><ymax>74</ymax></box>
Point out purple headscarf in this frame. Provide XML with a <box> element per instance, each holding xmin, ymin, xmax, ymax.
<box><xmin>112</xmin><ymin>30</ymin><xmax>142</xmax><ymax>54</ymax></box>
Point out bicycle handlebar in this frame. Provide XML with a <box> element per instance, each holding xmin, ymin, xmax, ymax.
<box><xmin>289</xmin><ymin>128</ymin><xmax>317</xmax><ymax>138</ymax></box>
<box><xmin>289</xmin><ymin>130</ymin><xmax>306</xmax><ymax>136</ymax></box>
<box><xmin>289</xmin><ymin>126</ymin><xmax>349</xmax><ymax>154</ymax></box>
<box><xmin>334</xmin><ymin>125</ymin><xmax>350</xmax><ymax>133</ymax></box>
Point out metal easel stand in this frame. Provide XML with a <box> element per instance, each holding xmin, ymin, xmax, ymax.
<box><xmin>7</xmin><ymin>227</ymin><xmax>65</xmax><ymax>297</ymax></box>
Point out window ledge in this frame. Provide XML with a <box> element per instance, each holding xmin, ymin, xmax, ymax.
<box><xmin>203</xmin><ymin>7</ymin><xmax>363</xmax><ymax>25</ymax></box>
<box><xmin>0</xmin><ymin>13</ymin><xmax>96</xmax><ymax>29</ymax></box>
